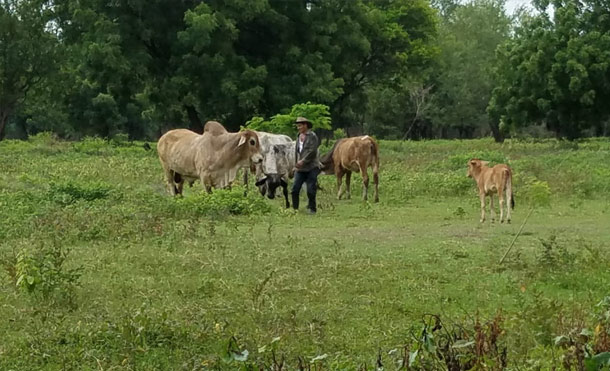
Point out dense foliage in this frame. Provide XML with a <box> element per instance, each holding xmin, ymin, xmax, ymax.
<box><xmin>489</xmin><ymin>0</ymin><xmax>610</xmax><ymax>139</ymax></box>
<box><xmin>1</xmin><ymin>0</ymin><xmax>609</xmax><ymax>141</ymax></box>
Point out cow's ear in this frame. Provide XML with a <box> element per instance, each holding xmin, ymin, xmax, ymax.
<box><xmin>255</xmin><ymin>177</ymin><xmax>267</xmax><ymax>186</ymax></box>
<box><xmin>481</xmin><ymin>161</ymin><xmax>490</xmax><ymax>166</ymax></box>
<box><xmin>238</xmin><ymin>135</ymin><xmax>246</xmax><ymax>147</ymax></box>
<box><xmin>469</xmin><ymin>160</ymin><xmax>477</xmax><ymax>166</ymax></box>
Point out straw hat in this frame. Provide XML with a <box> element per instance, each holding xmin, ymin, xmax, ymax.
<box><xmin>295</xmin><ymin>116</ymin><xmax>312</xmax><ymax>128</ymax></box>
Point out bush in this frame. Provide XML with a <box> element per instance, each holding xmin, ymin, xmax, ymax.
<box><xmin>48</xmin><ymin>181</ymin><xmax>112</xmax><ymax>205</ymax></box>
<box><xmin>72</xmin><ymin>136</ymin><xmax>111</xmax><ymax>154</ymax></box>
<box><xmin>447</xmin><ymin>151</ymin><xmax>508</xmax><ymax>171</ymax></box>
<box><xmin>28</xmin><ymin>131</ymin><xmax>60</xmax><ymax>146</ymax></box>
<box><xmin>173</xmin><ymin>188</ymin><xmax>272</xmax><ymax>217</ymax></box>
<box><xmin>333</xmin><ymin>128</ymin><xmax>346</xmax><ymax>140</ymax></box>
<box><xmin>244</xmin><ymin>102</ymin><xmax>332</xmax><ymax>136</ymax></box>
<box><xmin>14</xmin><ymin>242</ymin><xmax>82</xmax><ymax>303</ymax></box>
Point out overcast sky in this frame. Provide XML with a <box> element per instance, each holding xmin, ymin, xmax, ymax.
<box><xmin>505</xmin><ymin>0</ymin><xmax>532</xmax><ymax>13</ymax></box>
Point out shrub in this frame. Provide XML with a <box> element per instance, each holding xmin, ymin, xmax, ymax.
<box><xmin>28</xmin><ymin>132</ymin><xmax>60</xmax><ymax>146</ymax></box>
<box><xmin>72</xmin><ymin>136</ymin><xmax>111</xmax><ymax>154</ymax></box>
<box><xmin>173</xmin><ymin>188</ymin><xmax>272</xmax><ymax>217</ymax></box>
<box><xmin>48</xmin><ymin>181</ymin><xmax>112</xmax><ymax>205</ymax></box>
<box><xmin>110</xmin><ymin>132</ymin><xmax>130</xmax><ymax>147</ymax></box>
<box><xmin>244</xmin><ymin>102</ymin><xmax>332</xmax><ymax>136</ymax></box>
<box><xmin>333</xmin><ymin>128</ymin><xmax>346</xmax><ymax>140</ymax></box>
<box><xmin>522</xmin><ymin>179</ymin><xmax>552</xmax><ymax>207</ymax></box>
<box><xmin>447</xmin><ymin>151</ymin><xmax>508</xmax><ymax>171</ymax></box>
<box><xmin>14</xmin><ymin>242</ymin><xmax>82</xmax><ymax>303</ymax></box>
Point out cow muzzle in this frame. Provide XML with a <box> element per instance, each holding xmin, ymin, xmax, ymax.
<box><xmin>252</xmin><ymin>154</ymin><xmax>263</xmax><ymax>164</ymax></box>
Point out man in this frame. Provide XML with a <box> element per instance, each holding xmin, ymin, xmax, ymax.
<box><xmin>292</xmin><ymin>116</ymin><xmax>320</xmax><ymax>214</ymax></box>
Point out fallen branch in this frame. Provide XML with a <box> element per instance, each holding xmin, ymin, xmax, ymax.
<box><xmin>499</xmin><ymin>208</ymin><xmax>535</xmax><ymax>265</ymax></box>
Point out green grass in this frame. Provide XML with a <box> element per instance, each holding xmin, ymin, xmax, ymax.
<box><xmin>1</xmin><ymin>134</ymin><xmax>610</xmax><ymax>370</ymax></box>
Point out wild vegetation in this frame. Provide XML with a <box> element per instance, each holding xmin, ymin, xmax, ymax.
<box><xmin>3</xmin><ymin>0</ymin><xmax>610</xmax><ymax>141</ymax></box>
<box><xmin>1</xmin><ymin>134</ymin><xmax>610</xmax><ymax>369</ymax></box>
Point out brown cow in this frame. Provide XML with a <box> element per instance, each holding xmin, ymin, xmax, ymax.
<box><xmin>467</xmin><ymin>159</ymin><xmax>514</xmax><ymax>223</ymax></box>
<box><xmin>157</xmin><ymin>123</ymin><xmax>263</xmax><ymax>195</ymax></box>
<box><xmin>320</xmin><ymin>136</ymin><xmax>380</xmax><ymax>202</ymax></box>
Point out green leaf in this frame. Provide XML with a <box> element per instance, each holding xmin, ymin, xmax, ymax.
<box><xmin>585</xmin><ymin>352</ymin><xmax>610</xmax><ymax>371</ymax></box>
<box><xmin>409</xmin><ymin>350</ymin><xmax>419</xmax><ymax>366</ymax></box>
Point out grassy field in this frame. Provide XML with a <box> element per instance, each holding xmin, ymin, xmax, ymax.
<box><xmin>1</xmin><ymin>134</ymin><xmax>610</xmax><ymax>370</ymax></box>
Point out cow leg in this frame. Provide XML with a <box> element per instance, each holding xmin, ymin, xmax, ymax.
<box><xmin>201</xmin><ymin>174</ymin><xmax>212</xmax><ymax>194</ymax></box>
<box><xmin>283</xmin><ymin>182</ymin><xmax>290</xmax><ymax>208</ymax></box>
<box><xmin>373</xmin><ymin>167</ymin><xmax>379</xmax><ymax>203</ymax></box>
<box><xmin>479</xmin><ymin>193</ymin><xmax>486</xmax><ymax>223</ymax></box>
<box><xmin>345</xmin><ymin>171</ymin><xmax>352</xmax><ymax>199</ymax></box>
<box><xmin>506</xmin><ymin>189</ymin><xmax>512</xmax><ymax>224</ymax></box>
<box><xmin>361</xmin><ymin>166</ymin><xmax>369</xmax><ymax>201</ymax></box>
<box><xmin>336</xmin><ymin>167</ymin><xmax>345</xmax><ymax>200</ymax></box>
<box><xmin>163</xmin><ymin>168</ymin><xmax>177</xmax><ymax>196</ymax></box>
<box><xmin>243</xmin><ymin>168</ymin><xmax>249</xmax><ymax>196</ymax></box>
<box><xmin>489</xmin><ymin>194</ymin><xmax>495</xmax><ymax>223</ymax></box>
<box><xmin>498</xmin><ymin>190</ymin><xmax>505</xmax><ymax>223</ymax></box>
<box><xmin>173</xmin><ymin>172</ymin><xmax>184</xmax><ymax>196</ymax></box>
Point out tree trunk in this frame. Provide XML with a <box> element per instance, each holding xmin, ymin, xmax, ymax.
<box><xmin>488</xmin><ymin>120</ymin><xmax>504</xmax><ymax>143</ymax></box>
<box><xmin>185</xmin><ymin>105</ymin><xmax>203</xmax><ymax>133</ymax></box>
<box><xmin>0</xmin><ymin>110</ymin><xmax>9</xmax><ymax>141</ymax></box>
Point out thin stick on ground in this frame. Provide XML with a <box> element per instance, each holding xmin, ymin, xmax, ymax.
<box><xmin>499</xmin><ymin>208</ymin><xmax>535</xmax><ymax>265</ymax></box>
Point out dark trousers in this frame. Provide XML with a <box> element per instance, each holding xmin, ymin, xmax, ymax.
<box><xmin>291</xmin><ymin>168</ymin><xmax>319</xmax><ymax>212</ymax></box>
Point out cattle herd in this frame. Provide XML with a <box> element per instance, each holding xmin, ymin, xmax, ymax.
<box><xmin>157</xmin><ymin>121</ymin><xmax>514</xmax><ymax>223</ymax></box>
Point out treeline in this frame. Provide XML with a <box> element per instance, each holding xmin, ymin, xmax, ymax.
<box><xmin>1</xmin><ymin>0</ymin><xmax>609</xmax><ymax>142</ymax></box>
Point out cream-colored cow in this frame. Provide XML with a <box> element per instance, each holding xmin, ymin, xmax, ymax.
<box><xmin>467</xmin><ymin>159</ymin><xmax>514</xmax><ymax>223</ymax></box>
<box><xmin>157</xmin><ymin>122</ymin><xmax>263</xmax><ymax>195</ymax></box>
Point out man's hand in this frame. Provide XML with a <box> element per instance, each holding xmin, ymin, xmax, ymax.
<box><xmin>295</xmin><ymin>160</ymin><xmax>304</xmax><ymax>169</ymax></box>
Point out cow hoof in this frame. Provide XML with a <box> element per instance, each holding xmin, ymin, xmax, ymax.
<box><xmin>479</xmin><ymin>219</ymin><xmax>485</xmax><ymax>223</ymax></box>
<box><xmin>507</xmin><ymin>220</ymin><xmax>511</xmax><ymax>224</ymax></box>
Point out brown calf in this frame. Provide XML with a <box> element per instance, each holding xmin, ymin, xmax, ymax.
<box><xmin>467</xmin><ymin>159</ymin><xmax>514</xmax><ymax>223</ymax></box>
<box><xmin>320</xmin><ymin>136</ymin><xmax>380</xmax><ymax>202</ymax></box>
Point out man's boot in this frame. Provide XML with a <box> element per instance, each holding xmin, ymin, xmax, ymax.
<box><xmin>307</xmin><ymin>191</ymin><xmax>316</xmax><ymax>214</ymax></box>
<box><xmin>291</xmin><ymin>192</ymin><xmax>299</xmax><ymax>210</ymax></box>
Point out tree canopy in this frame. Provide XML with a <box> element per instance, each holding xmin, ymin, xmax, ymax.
<box><xmin>2</xmin><ymin>0</ymin><xmax>610</xmax><ymax>141</ymax></box>
<box><xmin>489</xmin><ymin>0</ymin><xmax>610</xmax><ymax>139</ymax></box>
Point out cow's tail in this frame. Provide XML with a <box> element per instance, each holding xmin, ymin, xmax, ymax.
<box><xmin>369</xmin><ymin>137</ymin><xmax>380</xmax><ymax>174</ymax></box>
<box><xmin>368</xmin><ymin>136</ymin><xmax>380</xmax><ymax>202</ymax></box>
<box><xmin>505</xmin><ymin>168</ymin><xmax>514</xmax><ymax>210</ymax></box>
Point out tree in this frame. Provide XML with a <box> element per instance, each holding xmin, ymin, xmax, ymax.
<box><xmin>489</xmin><ymin>0</ymin><xmax>610</xmax><ymax>139</ymax></box>
<box><xmin>47</xmin><ymin>0</ymin><xmax>438</xmax><ymax>138</ymax></box>
<box><xmin>0</xmin><ymin>0</ymin><xmax>59</xmax><ymax>140</ymax></box>
<box><xmin>430</xmin><ymin>0</ymin><xmax>512</xmax><ymax>141</ymax></box>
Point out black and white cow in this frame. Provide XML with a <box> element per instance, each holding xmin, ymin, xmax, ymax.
<box><xmin>255</xmin><ymin>142</ymin><xmax>296</xmax><ymax>207</ymax></box>
<box><xmin>245</xmin><ymin>132</ymin><xmax>296</xmax><ymax>208</ymax></box>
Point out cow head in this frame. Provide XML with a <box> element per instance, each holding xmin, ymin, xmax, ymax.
<box><xmin>467</xmin><ymin>159</ymin><xmax>490</xmax><ymax>178</ymax></box>
<box><xmin>319</xmin><ymin>139</ymin><xmax>344</xmax><ymax>175</ymax></box>
<box><xmin>255</xmin><ymin>174</ymin><xmax>287</xmax><ymax>199</ymax></box>
<box><xmin>238</xmin><ymin>130</ymin><xmax>263</xmax><ymax>165</ymax></box>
